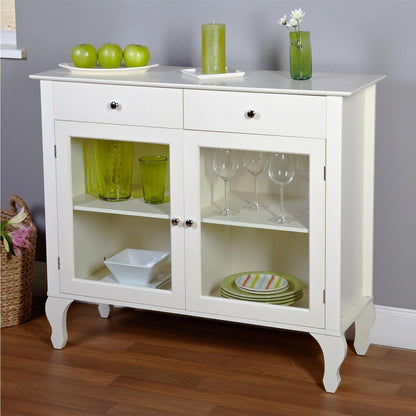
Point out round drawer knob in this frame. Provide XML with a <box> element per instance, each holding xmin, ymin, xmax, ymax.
<box><xmin>171</xmin><ymin>217</ymin><xmax>180</xmax><ymax>226</ymax></box>
<box><xmin>185</xmin><ymin>219</ymin><xmax>194</xmax><ymax>228</ymax></box>
<box><xmin>246</xmin><ymin>110</ymin><xmax>256</xmax><ymax>119</ymax></box>
<box><xmin>110</xmin><ymin>101</ymin><xmax>120</xmax><ymax>110</ymax></box>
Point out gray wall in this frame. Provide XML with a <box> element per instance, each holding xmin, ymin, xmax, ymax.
<box><xmin>2</xmin><ymin>0</ymin><xmax>415</xmax><ymax>309</ymax></box>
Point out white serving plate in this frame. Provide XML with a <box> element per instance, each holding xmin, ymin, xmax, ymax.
<box><xmin>104</xmin><ymin>248</ymin><xmax>170</xmax><ymax>285</ymax></box>
<box><xmin>58</xmin><ymin>63</ymin><xmax>159</xmax><ymax>75</ymax></box>
<box><xmin>180</xmin><ymin>67</ymin><xmax>245</xmax><ymax>79</ymax></box>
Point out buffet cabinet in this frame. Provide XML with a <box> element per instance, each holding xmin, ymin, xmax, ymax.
<box><xmin>31</xmin><ymin>67</ymin><xmax>384</xmax><ymax>392</ymax></box>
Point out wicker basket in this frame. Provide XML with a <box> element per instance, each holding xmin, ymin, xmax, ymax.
<box><xmin>1</xmin><ymin>195</ymin><xmax>37</xmax><ymax>328</ymax></box>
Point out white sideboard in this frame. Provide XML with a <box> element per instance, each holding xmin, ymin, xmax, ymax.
<box><xmin>31</xmin><ymin>66</ymin><xmax>385</xmax><ymax>393</ymax></box>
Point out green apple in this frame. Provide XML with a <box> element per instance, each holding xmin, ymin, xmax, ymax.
<box><xmin>71</xmin><ymin>43</ymin><xmax>97</xmax><ymax>68</ymax></box>
<box><xmin>123</xmin><ymin>44</ymin><xmax>150</xmax><ymax>67</ymax></box>
<box><xmin>98</xmin><ymin>43</ymin><xmax>123</xmax><ymax>68</ymax></box>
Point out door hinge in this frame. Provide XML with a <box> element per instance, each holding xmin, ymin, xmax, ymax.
<box><xmin>57</xmin><ymin>256</ymin><xmax>61</xmax><ymax>270</ymax></box>
<box><xmin>323</xmin><ymin>289</ymin><xmax>326</xmax><ymax>304</ymax></box>
<box><xmin>54</xmin><ymin>145</ymin><xmax>57</xmax><ymax>158</ymax></box>
<box><xmin>323</xmin><ymin>166</ymin><xmax>326</xmax><ymax>181</ymax></box>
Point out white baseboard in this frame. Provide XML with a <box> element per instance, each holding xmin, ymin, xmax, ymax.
<box><xmin>370</xmin><ymin>305</ymin><xmax>416</xmax><ymax>350</ymax></box>
<box><xmin>33</xmin><ymin>261</ymin><xmax>416</xmax><ymax>350</ymax></box>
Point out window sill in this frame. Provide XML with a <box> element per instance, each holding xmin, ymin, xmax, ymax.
<box><xmin>0</xmin><ymin>43</ymin><xmax>26</xmax><ymax>59</ymax></box>
<box><xmin>0</xmin><ymin>31</ymin><xmax>26</xmax><ymax>59</ymax></box>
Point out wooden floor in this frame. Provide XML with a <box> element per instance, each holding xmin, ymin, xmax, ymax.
<box><xmin>1</xmin><ymin>298</ymin><xmax>416</xmax><ymax>416</ymax></box>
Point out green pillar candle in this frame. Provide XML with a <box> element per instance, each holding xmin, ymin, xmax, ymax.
<box><xmin>202</xmin><ymin>22</ymin><xmax>226</xmax><ymax>74</ymax></box>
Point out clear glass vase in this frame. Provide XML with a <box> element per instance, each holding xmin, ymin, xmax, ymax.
<box><xmin>289</xmin><ymin>31</ymin><xmax>312</xmax><ymax>80</ymax></box>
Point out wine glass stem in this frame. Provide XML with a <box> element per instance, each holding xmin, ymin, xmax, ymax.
<box><xmin>224</xmin><ymin>179</ymin><xmax>229</xmax><ymax>214</ymax></box>
<box><xmin>253</xmin><ymin>175</ymin><xmax>259</xmax><ymax>208</ymax></box>
<box><xmin>280</xmin><ymin>186</ymin><xmax>285</xmax><ymax>221</ymax></box>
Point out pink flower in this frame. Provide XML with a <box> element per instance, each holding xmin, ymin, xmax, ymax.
<box><xmin>9</xmin><ymin>224</ymin><xmax>35</xmax><ymax>257</ymax></box>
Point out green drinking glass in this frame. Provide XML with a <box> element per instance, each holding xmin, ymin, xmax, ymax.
<box><xmin>289</xmin><ymin>31</ymin><xmax>312</xmax><ymax>80</ymax></box>
<box><xmin>94</xmin><ymin>140</ymin><xmax>133</xmax><ymax>201</ymax></box>
<box><xmin>139</xmin><ymin>155</ymin><xmax>168</xmax><ymax>204</ymax></box>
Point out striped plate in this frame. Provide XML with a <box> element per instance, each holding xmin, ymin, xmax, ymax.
<box><xmin>235</xmin><ymin>273</ymin><xmax>288</xmax><ymax>293</ymax></box>
<box><xmin>220</xmin><ymin>271</ymin><xmax>304</xmax><ymax>300</ymax></box>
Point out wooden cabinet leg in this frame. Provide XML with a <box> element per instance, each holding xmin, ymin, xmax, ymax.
<box><xmin>98</xmin><ymin>304</ymin><xmax>111</xmax><ymax>318</ymax></box>
<box><xmin>311</xmin><ymin>333</ymin><xmax>347</xmax><ymax>393</ymax></box>
<box><xmin>45</xmin><ymin>296</ymin><xmax>73</xmax><ymax>349</ymax></box>
<box><xmin>354</xmin><ymin>301</ymin><xmax>375</xmax><ymax>355</ymax></box>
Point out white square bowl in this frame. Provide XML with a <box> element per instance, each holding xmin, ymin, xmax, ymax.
<box><xmin>104</xmin><ymin>248</ymin><xmax>170</xmax><ymax>286</ymax></box>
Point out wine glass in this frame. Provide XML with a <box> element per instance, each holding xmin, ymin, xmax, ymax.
<box><xmin>268</xmin><ymin>153</ymin><xmax>295</xmax><ymax>224</ymax></box>
<box><xmin>242</xmin><ymin>151</ymin><xmax>268</xmax><ymax>211</ymax></box>
<box><xmin>213</xmin><ymin>149</ymin><xmax>239</xmax><ymax>215</ymax></box>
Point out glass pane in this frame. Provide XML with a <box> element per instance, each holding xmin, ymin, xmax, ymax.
<box><xmin>200</xmin><ymin>147</ymin><xmax>310</xmax><ymax>308</ymax></box>
<box><xmin>70</xmin><ymin>137</ymin><xmax>172</xmax><ymax>290</ymax></box>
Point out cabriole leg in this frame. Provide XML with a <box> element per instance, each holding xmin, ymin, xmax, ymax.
<box><xmin>45</xmin><ymin>296</ymin><xmax>73</xmax><ymax>349</ymax></box>
<box><xmin>98</xmin><ymin>303</ymin><xmax>111</xmax><ymax>318</ymax></box>
<box><xmin>311</xmin><ymin>333</ymin><xmax>347</xmax><ymax>393</ymax></box>
<box><xmin>354</xmin><ymin>301</ymin><xmax>375</xmax><ymax>355</ymax></box>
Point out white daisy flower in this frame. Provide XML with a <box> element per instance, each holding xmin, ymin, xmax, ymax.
<box><xmin>291</xmin><ymin>8</ymin><xmax>305</xmax><ymax>21</ymax></box>
<box><xmin>278</xmin><ymin>8</ymin><xmax>307</xmax><ymax>32</ymax></box>
<box><xmin>278</xmin><ymin>14</ymin><xmax>287</xmax><ymax>25</ymax></box>
<box><xmin>288</xmin><ymin>18</ymin><xmax>298</xmax><ymax>28</ymax></box>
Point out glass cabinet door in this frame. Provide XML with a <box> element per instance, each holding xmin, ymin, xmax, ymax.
<box><xmin>55</xmin><ymin>121</ymin><xmax>185</xmax><ymax>309</ymax></box>
<box><xmin>184</xmin><ymin>131</ymin><xmax>326</xmax><ymax>328</ymax></box>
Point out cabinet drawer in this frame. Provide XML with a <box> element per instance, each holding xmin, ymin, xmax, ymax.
<box><xmin>53</xmin><ymin>82</ymin><xmax>183</xmax><ymax>128</ymax></box>
<box><xmin>184</xmin><ymin>90</ymin><xmax>326</xmax><ymax>138</ymax></box>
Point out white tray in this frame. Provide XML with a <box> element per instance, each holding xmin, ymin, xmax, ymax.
<box><xmin>59</xmin><ymin>63</ymin><xmax>159</xmax><ymax>75</ymax></box>
<box><xmin>181</xmin><ymin>67</ymin><xmax>245</xmax><ymax>79</ymax></box>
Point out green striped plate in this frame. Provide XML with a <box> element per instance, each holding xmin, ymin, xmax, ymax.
<box><xmin>220</xmin><ymin>290</ymin><xmax>303</xmax><ymax>305</ymax></box>
<box><xmin>220</xmin><ymin>271</ymin><xmax>303</xmax><ymax>301</ymax></box>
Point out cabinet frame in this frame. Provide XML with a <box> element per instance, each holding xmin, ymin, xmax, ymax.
<box><xmin>32</xmin><ymin>68</ymin><xmax>384</xmax><ymax>393</ymax></box>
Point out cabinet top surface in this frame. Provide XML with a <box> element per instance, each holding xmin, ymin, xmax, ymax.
<box><xmin>30</xmin><ymin>65</ymin><xmax>385</xmax><ymax>96</ymax></box>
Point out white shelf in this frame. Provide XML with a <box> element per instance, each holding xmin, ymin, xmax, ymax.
<box><xmin>201</xmin><ymin>191</ymin><xmax>309</xmax><ymax>233</ymax></box>
<box><xmin>73</xmin><ymin>192</ymin><xmax>308</xmax><ymax>232</ymax></box>
<box><xmin>73</xmin><ymin>193</ymin><xmax>170</xmax><ymax>219</ymax></box>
